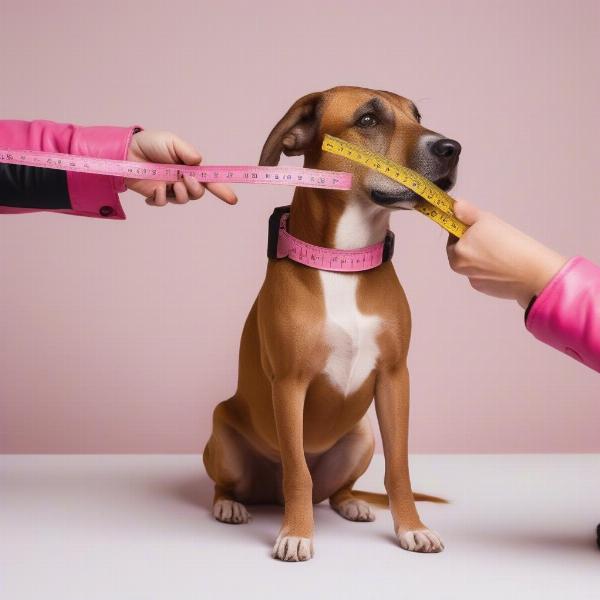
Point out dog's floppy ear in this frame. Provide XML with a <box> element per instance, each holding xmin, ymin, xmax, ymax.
<box><xmin>259</xmin><ymin>92</ymin><xmax>324</xmax><ymax>166</ymax></box>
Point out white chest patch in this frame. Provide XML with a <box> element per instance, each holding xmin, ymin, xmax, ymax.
<box><xmin>320</xmin><ymin>271</ymin><xmax>382</xmax><ymax>397</ymax></box>
<box><xmin>318</xmin><ymin>198</ymin><xmax>388</xmax><ymax>397</ymax></box>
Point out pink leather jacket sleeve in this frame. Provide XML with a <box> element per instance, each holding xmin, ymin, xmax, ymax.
<box><xmin>525</xmin><ymin>256</ymin><xmax>600</xmax><ymax>372</ymax></box>
<box><xmin>0</xmin><ymin>120</ymin><xmax>140</xmax><ymax>219</ymax></box>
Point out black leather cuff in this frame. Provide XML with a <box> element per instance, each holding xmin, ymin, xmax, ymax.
<box><xmin>0</xmin><ymin>162</ymin><xmax>71</xmax><ymax>209</ymax></box>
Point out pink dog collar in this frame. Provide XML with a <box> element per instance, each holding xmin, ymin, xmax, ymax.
<box><xmin>267</xmin><ymin>206</ymin><xmax>394</xmax><ymax>272</ymax></box>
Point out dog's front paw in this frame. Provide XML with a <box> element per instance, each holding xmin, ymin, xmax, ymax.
<box><xmin>213</xmin><ymin>499</ymin><xmax>251</xmax><ymax>524</ymax></box>
<box><xmin>272</xmin><ymin>534</ymin><xmax>314</xmax><ymax>562</ymax></box>
<box><xmin>396</xmin><ymin>528</ymin><xmax>444</xmax><ymax>553</ymax></box>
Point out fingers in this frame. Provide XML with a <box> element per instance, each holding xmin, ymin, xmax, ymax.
<box><xmin>171</xmin><ymin>136</ymin><xmax>202</xmax><ymax>166</ymax></box>
<box><xmin>446</xmin><ymin>242</ymin><xmax>466</xmax><ymax>274</ymax></box>
<box><xmin>446</xmin><ymin>240</ymin><xmax>470</xmax><ymax>275</ymax></box>
<box><xmin>446</xmin><ymin>232</ymin><xmax>459</xmax><ymax>249</ymax></box>
<box><xmin>169</xmin><ymin>135</ymin><xmax>235</xmax><ymax>204</ymax></box>
<box><xmin>447</xmin><ymin>198</ymin><xmax>481</xmax><ymax>265</ymax></box>
<box><xmin>468</xmin><ymin>278</ymin><xmax>486</xmax><ymax>293</ymax></box>
<box><xmin>146</xmin><ymin>183</ymin><xmax>168</xmax><ymax>207</ymax></box>
<box><xmin>145</xmin><ymin>176</ymin><xmax>206</xmax><ymax>206</ymax></box>
<box><xmin>452</xmin><ymin>198</ymin><xmax>481</xmax><ymax>226</ymax></box>
<box><xmin>446</xmin><ymin>231</ymin><xmax>474</xmax><ymax>275</ymax></box>
<box><xmin>172</xmin><ymin>181</ymin><xmax>189</xmax><ymax>204</ymax></box>
<box><xmin>138</xmin><ymin>131</ymin><xmax>238</xmax><ymax>206</ymax></box>
<box><xmin>446</xmin><ymin>239</ymin><xmax>456</xmax><ymax>261</ymax></box>
<box><xmin>447</xmin><ymin>198</ymin><xmax>479</xmax><ymax>248</ymax></box>
<box><xmin>183</xmin><ymin>175</ymin><xmax>205</xmax><ymax>200</ymax></box>
<box><xmin>204</xmin><ymin>182</ymin><xmax>238</xmax><ymax>205</ymax></box>
<box><xmin>155</xmin><ymin>184</ymin><xmax>167</xmax><ymax>207</ymax></box>
<box><xmin>170</xmin><ymin>175</ymin><xmax>207</xmax><ymax>204</ymax></box>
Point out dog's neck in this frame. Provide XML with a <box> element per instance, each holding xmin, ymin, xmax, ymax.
<box><xmin>289</xmin><ymin>187</ymin><xmax>390</xmax><ymax>250</ymax></box>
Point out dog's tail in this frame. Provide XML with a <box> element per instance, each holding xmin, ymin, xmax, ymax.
<box><xmin>352</xmin><ymin>490</ymin><xmax>448</xmax><ymax>506</ymax></box>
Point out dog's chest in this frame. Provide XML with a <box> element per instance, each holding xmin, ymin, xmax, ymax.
<box><xmin>319</xmin><ymin>271</ymin><xmax>382</xmax><ymax>397</ymax></box>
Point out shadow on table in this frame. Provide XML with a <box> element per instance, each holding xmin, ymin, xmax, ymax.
<box><xmin>162</xmin><ymin>470</ymin><xmax>289</xmax><ymax>550</ymax></box>
<box><xmin>373</xmin><ymin>525</ymin><xmax>598</xmax><ymax>558</ymax></box>
<box><xmin>167</xmin><ymin>470</ymin><xmax>213</xmax><ymax>510</ymax></box>
<box><xmin>463</xmin><ymin>527</ymin><xmax>598</xmax><ymax>555</ymax></box>
<box><xmin>164</xmin><ymin>470</ymin><xmax>286</xmax><ymax>520</ymax></box>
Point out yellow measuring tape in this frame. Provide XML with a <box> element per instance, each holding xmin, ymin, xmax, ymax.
<box><xmin>321</xmin><ymin>134</ymin><xmax>467</xmax><ymax>237</ymax></box>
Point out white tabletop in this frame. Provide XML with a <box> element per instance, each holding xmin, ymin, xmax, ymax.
<box><xmin>1</xmin><ymin>454</ymin><xmax>599</xmax><ymax>600</ymax></box>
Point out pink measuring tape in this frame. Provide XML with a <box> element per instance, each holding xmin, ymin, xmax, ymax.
<box><xmin>267</xmin><ymin>206</ymin><xmax>395</xmax><ymax>272</ymax></box>
<box><xmin>0</xmin><ymin>148</ymin><xmax>352</xmax><ymax>190</ymax></box>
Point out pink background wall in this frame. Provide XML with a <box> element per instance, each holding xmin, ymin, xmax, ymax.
<box><xmin>1</xmin><ymin>0</ymin><xmax>598</xmax><ymax>453</ymax></box>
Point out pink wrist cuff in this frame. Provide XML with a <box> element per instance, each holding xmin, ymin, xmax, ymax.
<box><xmin>525</xmin><ymin>256</ymin><xmax>600</xmax><ymax>372</ymax></box>
<box><xmin>63</xmin><ymin>124</ymin><xmax>142</xmax><ymax>220</ymax></box>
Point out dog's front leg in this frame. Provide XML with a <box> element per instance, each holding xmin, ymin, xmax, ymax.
<box><xmin>375</xmin><ymin>365</ymin><xmax>445</xmax><ymax>553</ymax></box>
<box><xmin>271</xmin><ymin>377</ymin><xmax>315</xmax><ymax>562</ymax></box>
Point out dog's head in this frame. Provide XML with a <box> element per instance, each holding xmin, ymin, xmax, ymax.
<box><xmin>259</xmin><ymin>86</ymin><xmax>460</xmax><ymax>210</ymax></box>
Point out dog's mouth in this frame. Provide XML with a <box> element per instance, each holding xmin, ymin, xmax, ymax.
<box><xmin>370</xmin><ymin>175</ymin><xmax>455</xmax><ymax>210</ymax></box>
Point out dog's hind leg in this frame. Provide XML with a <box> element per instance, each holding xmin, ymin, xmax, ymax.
<box><xmin>311</xmin><ymin>416</ymin><xmax>377</xmax><ymax>522</ymax></box>
<box><xmin>203</xmin><ymin>400</ymin><xmax>253</xmax><ymax>524</ymax></box>
<box><xmin>212</xmin><ymin>485</ymin><xmax>251</xmax><ymax>524</ymax></box>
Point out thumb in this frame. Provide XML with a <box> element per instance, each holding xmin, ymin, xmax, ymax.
<box><xmin>452</xmin><ymin>198</ymin><xmax>482</xmax><ymax>226</ymax></box>
<box><xmin>171</xmin><ymin>136</ymin><xmax>202</xmax><ymax>166</ymax></box>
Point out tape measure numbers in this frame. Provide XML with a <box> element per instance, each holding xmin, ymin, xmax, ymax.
<box><xmin>0</xmin><ymin>148</ymin><xmax>352</xmax><ymax>191</ymax></box>
<box><xmin>321</xmin><ymin>134</ymin><xmax>467</xmax><ymax>237</ymax></box>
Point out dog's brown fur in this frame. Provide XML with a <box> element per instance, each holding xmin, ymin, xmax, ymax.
<box><xmin>203</xmin><ymin>86</ymin><xmax>459</xmax><ymax>561</ymax></box>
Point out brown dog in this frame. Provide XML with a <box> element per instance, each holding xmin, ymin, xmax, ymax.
<box><xmin>203</xmin><ymin>86</ymin><xmax>460</xmax><ymax>561</ymax></box>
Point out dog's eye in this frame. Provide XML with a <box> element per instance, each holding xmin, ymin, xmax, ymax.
<box><xmin>356</xmin><ymin>113</ymin><xmax>378</xmax><ymax>128</ymax></box>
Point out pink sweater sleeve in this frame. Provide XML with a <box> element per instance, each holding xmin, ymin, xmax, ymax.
<box><xmin>525</xmin><ymin>256</ymin><xmax>600</xmax><ymax>373</ymax></box>
<box><xmin>0</xmin><ymin>120</ymin><xmax>140</xmax><ymax>219</ymax></box>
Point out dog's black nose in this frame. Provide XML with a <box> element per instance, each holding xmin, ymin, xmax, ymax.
<box><xmin>431</xmin><ymin>138</ymin><xmax>462</xmax><ymax>159</ymax></box>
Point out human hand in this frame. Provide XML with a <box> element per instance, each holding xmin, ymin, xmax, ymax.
<box><xmin>124</xmin><ymin>130</ymin><xmax>238</xmax><ymax>206</ymax></box>
<box><xmin>446</xmin><ymin>199</ymin><xmax>567</xmax><ymax>308</ymax></box>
